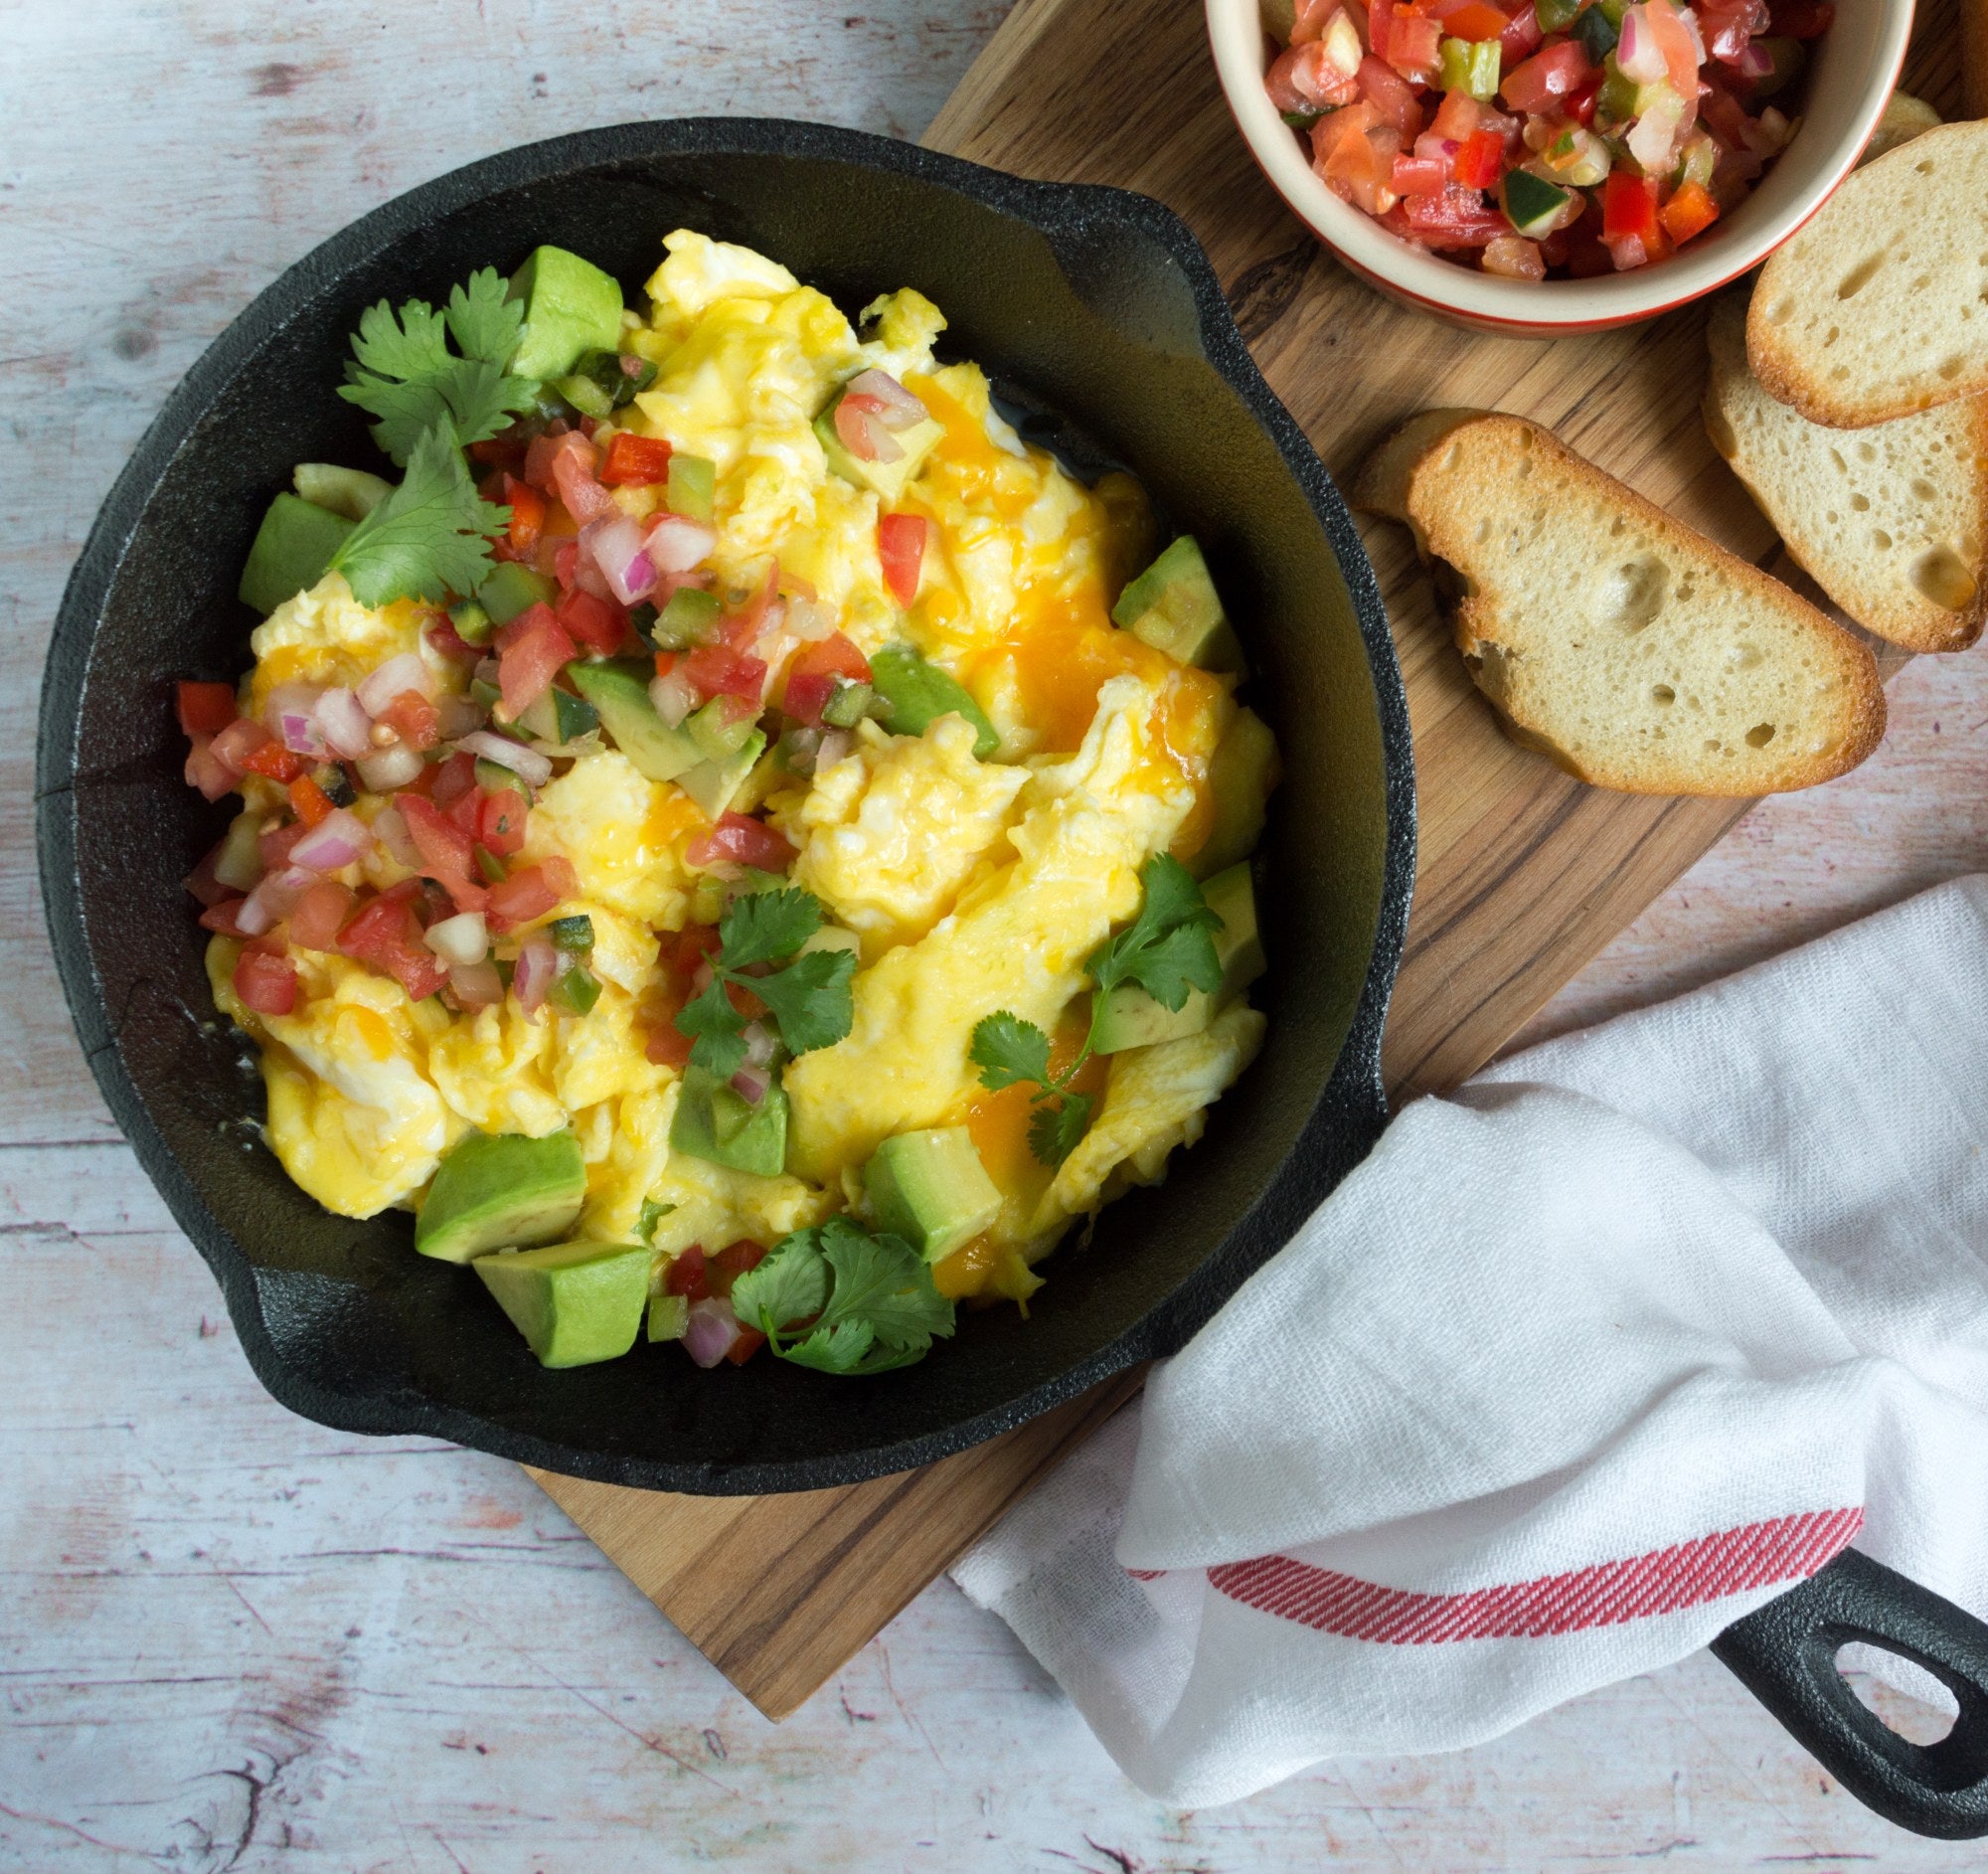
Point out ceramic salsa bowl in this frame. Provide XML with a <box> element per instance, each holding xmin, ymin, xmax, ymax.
<box><xmin>1206</xmin><ymin>0</ymin><xmax>1914</xmax><ymax>335</ymax></box>
<box><xmin>39</xmin><ymin>118</ymin><xmax>1413</xmax><ymax>1495</ymax></box>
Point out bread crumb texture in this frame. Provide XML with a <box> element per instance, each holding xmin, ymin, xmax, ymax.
<box><xmin>1748</xmin><ymin>121</ymin><xmax>1988</xmax><ymax>428</ymax></box>
<box><xmin>1383</xmin><ymin>413</ymin><xmax>1885</xmax><ymax>795</ymax></box>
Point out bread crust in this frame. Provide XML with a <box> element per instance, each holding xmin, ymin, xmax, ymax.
<box><xmin>1356</xmin><ymin>411</ymin><xmax>1886</xmax><ymax>795</ymax></box>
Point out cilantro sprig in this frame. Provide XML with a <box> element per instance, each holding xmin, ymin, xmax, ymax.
<box><xmin>673</xmin><ymin>887</ymin><xmax>857</xmax><ymax>1079</ymax></box>
<box><xmin>339</xmin><ymin>268</ymin><xmax>540</xmax><ymax>465</ymax></box>
<box><xmin>326</xmin><ymin>423</ymin><xmax>510</xmax><ymax>607</ymax></box>
<box><xmin>969</xmin><ymin>854</ymin><xmax>1223</xmax><ymax>1170</ymax></box>
<box><xmin>730</xmin><ymin>1217</ymin><xmax>955</xmax><ymax>1376</ymax></box>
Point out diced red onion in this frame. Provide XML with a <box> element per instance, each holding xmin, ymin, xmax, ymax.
<box><xmin>356</xmin><ymin>652</ymin><xmax>436</xmax><ymax>717</ymax></box>
<box><xmin>846</xmin><ymin>368</ymin><xmax>929</xmax><ymax>431</ymax></box>
<box><xmin>683</xmin><ymin>1296</ymin><xmax>743</xmax><ymax>1369</ymax></box>
<box><xmin>741</xmin><ymin>1021</ymin><xmax>776</xmax><ymax>1070</ymax></box>
<box><xmin>240</xmin><ymin>865</ymin><xmax>315</xmax><ymax>935</ymax></box>
<box><xmin>582</xmin><ymin>514</ymin><xmax>660</xmax><ymax>604</ymax></box>
<box><xmin>645</xmin><ymin>514</ymin><xmax>717</xmax><ymax>574</ymax></box>
<box><xmin>650</xmin><ymin>670</ymin><xmax>698</xmax><ymax>729</ymax></box>
<box><xmin>356</xmin><ymin>744</ymin><xmax>426</xmax><ymax>792</ymax></box>
<box><xmin>423</xmin><ymin>911</ymin><xmax>489</xmax><ymax>966</ymax></box>
<box><xmin>313</xmin><ymin>687</ymin><xmax>376</xmax><ymax>762</ymax></box>
<box><xmin>1615</xmin><ymin>8</ymin><xmax>1668</xmax><ymax>82</ymax></box>
<box><xmin>265</xmin><ymin>681</ymin><xmax>330</xmax><ymax>758</ymax></box>
<box><xmin>730</xmin><ymin>1066</ymin><xmax>771</xmax><ymax>1105</ymax></box>
<box><xmin>434</xmin><ymin>691</ymin><xmax>486</xmax><ymax>740</ymax></box>
<box><xmin>372</xmin><ymin>805</ymin><xmax>420</xmax><ymax>868</ymax></box>
<box><xmin>1627</xmin><ymin>87</ymin><xmax>1685</xmax><ymax>170</ymax></box>
<box><xmin>289</xmin><ymin>807</ymin><xmax>374</xmax><ymax>873</ymax></box>
<box><xmin>815</xmin><ymin>730</ymin><xmax>852</xmax><ymax>770</ymax></box>
<box><xmin>448</xmin><ymin>959</ymin><xmax>504</xmax><ymax>1008</ymax></box>
<box><xmin>514</xmin><ymin>937</ymin><xmax>557</xmax><ymax>1016</ymax></box>
<box><xmin>453</xmin><ymin>731</ymin><xmax>553</xmax><ymax>788</ymax></box>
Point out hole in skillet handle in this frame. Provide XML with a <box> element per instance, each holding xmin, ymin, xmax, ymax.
<box><xmin>1710</xmin><ymin>1549</ymin><xmax>1988</xmax><ymax>1838</ymax></box>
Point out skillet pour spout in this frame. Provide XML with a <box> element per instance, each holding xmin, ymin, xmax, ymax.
<box><xmin>38</xmin><ymin>119</ymin><xmax>1414</xmax><ymax>1496</ymax></box>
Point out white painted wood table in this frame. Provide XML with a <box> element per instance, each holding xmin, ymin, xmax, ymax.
<box><xmin>6</xmin><ymin>5</ymin><xmax>1988</xmax><ymax>1867</ymax></box>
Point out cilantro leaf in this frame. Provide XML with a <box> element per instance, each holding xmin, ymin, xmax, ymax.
<box><xmin>748</xmin><ymin>947</ymin><xmax>855</xmax><ymax>1056</ymax></box>
<box><xmin>818</xmin><ymin>1219</ymin><xmax>953</xmax><ymax>1349</ymax></box>
<box><xmin>327</xmin><ymin>425</ymin><xmax>507</xmax><ymax>606</ymax></box>
<box><xmin>635</xmin><ymin>1198</ymin><xmax>672</xmax><ymax>1246</ymax></box>
<box><xmin>674</xmin><ymin>972</ymin><xmax>747</xmax><ymax>1080</ymax></box>
<box><xmin>730</xmin><ymin>1232</ymin><xmax>831</xmax><ymax>1337</ymax></box>
<box><xmin>1029</xmin><ymin>1094</ymin><xmax>1093</xmax><ymax>1171</ymax></box>
<box><xmin>445</xmin><ymin>267</ymin><xmax>528</xmax><ymax>365</ymax></box>
<box><xmin>1086</xmin><ymin>853</ymin><xmax>1222</xmax><ymax>1007</ymax></box>
<box><xmin>971</xmin><ymin>1012</ymin><xmax>1053</xmax><ymax>1093</ymax></box>
<box><xmin>719</xmin><ymin>887</ymin><xmax>821</xmax><ymax>970</ymax></box>
<box><xmin>783</xmin><ymin>1321</ymin><xmax>930</xmax><ymax>1376</ymax></box>
<box><xmin>732</xmin><ymin>1217</ymin><xmax>954</xmax><ymax>1378</ymax></box>
<box><xmin>349</xmin><ymin>294</ymin><xmax>450</xmax><ymax>383</ymax></box>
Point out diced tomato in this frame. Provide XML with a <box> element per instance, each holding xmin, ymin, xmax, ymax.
<box><xmin>682</xmin><ymin>641</ymin><xmax>768</xmax><ymax>707</ymax></box>
<box><xmin>708</xmin><ymin>1240</ymin><xmax>768</xmax><ymax>1291</ymax></box>
<box><xmin>646</xmin><ymin>1016</ymin><xmax>694</xmax><ymax>1069</ymax></box>
<box><xmin>1499</xmin><ymin>39</ymin><xmax>1594</xmax><ymax>113</ymax></box>
<box><xmin>500</xmin><ymin>475</ymin><xmax>547</xmax><ymax>558</ymax></box>
<box><xmin>426</xmin><ymin>615</ymin><xmax>482</xmax><ymax>664</ymax></box>
<box><xmin>1660</xmin><ymin>180</ymin><xmax>1722</xmax><ymax>243</ymax></box>
<box><xmin>1386</xmin><ymin>8</ymin><xmax>1442</xmax><ymax>73</ymax></box>
<box><xmin>664</xmin><ymin>1244</ymin><xmax>710</xmax><ymax>1299</ymax></box>
<box><xmin>1290</xmin><ymin>0</ymin><xmax>1341</xmax><ymax>41</ymax></box>
<box><xmin>686</xmin><ymin>812</ymin><xmax>797</xmax><ymax>873</ymax></box>
<box><xmin>1644</xmin><ymin>0</ymin><xmax>1702</xmax><ymax>104</ymax></box>
<box><xmin>431</xmin><ymin>750</ymin><xmax>477</xmax><ymax>810</ymax></box>
<box><xmin>1563</xmin><ymin>76</ymin><xmax>1601</xmax><ymax>124</ymax></box>
<box><xmin>496</xmin><ymin>603</ymin><xmax>578</xmax><ymax>722</ymax></box>
<box><xmin>377</xmin><ymin>690</ymin><xmax>441</xmax><ymax>754</ymax></box>
<box><xmin>598</xmin><ymin>432</ymin><xmax>675</xmax><ymax>487</ymax></box>
<box><xmin>834</xmin><ymin>391</ymin><xmax>895</xmax><ymax>463</ymax></box>
<box><xmin>791</xmin><ymin>632</ymin><xmax>872</xmax><ymax>687</ymax></box>
<box><xmin>234</xmin><ymin>947</ymin><xmax>297</xmax><ymax>1016</ymax></box>
<box><xmin>1358</xmin><ymin>55</ymin><xmax>1424</xmax><ymax>136</ymax></box>
<box><xmin>241</xmin><ymin>741</ymin><xmax>307</xmax><ymax>782</ymax></box>
<box><xmin>725</xmin><ymin>1326</ymin><xmax>768</xmax><ymax>1366</ymax></box>
<box><xmin>1497</xmin><ymin>0</ymin><xmax>1543</xmax><ymax>63</ymax></box>
<box><xmin>184</xmin><ymin>736</ymin><xmax>237</xmax><ymax>802</ymax></box>
<box><xmin>1281</xmin><ymin>40</ymin><xmax>1363</xmax><ymax>106</ymax></box>
<box><xmin>184</xmin><ymin>840</ymin><xmax>232</xmax><ymax>909</ymax></box>
<box><xmin>556</xmin><ymin>588</ymin><xmax>628</xmax><ymax>656</ymax></box>
<box><xmin>525</xmin><ymin>426</ymin><xmax>581</xmax><ymax>491</ymax></box>
<box><xmin>668</xmin><ymin>924</ymin><xmax>724</xmax><ymax>980</ymax></box>
<box><xmin>339</xmin><ymin>896</ymin><xmax>447</xmax><ymax>1000</ymax></box>
<box><xmin>1404</xmin><ymin>183</ymin><xmax>1510</xmax><ymax>245</ymax></box>
<box><xmin>1317</xmin><ymin>104</ymin><xmax>1397</xmax><ymax>212</ymax></box>
<box><xmin>197</xmin><ymin>897</ymin><xmax>252</xmax><ymax>937</ymax></box>
<box><xmin>486</xmin><ymin>863</ymin><xmax>564</xmax><ymax>926</ymax></box>
<box><xmin>1451</xmin><ymin>128</ymin><xmax>1505</xmax><ymax>188</ymax></box>
<box><xmin>289</xmin><ymin>879</ymin><xmax>357</xmax><ymax>951</ymax></box>
<box><xmin>210</xmin><ymin>718</ymin><xmax>270</xmax><ymax>775</ymax></box>
<box><xmin>1436</xmin><ymin>0</ymin><xmax>1509</xmax><ymax>38</ymax></box>
<box><xmin>398</xmin><ymin>794</ymin><xmax>487</xmax><ymax>912</ymax></box>
<box><xmin>547</xmin><ymin>439</ymin><xmax>615</xmax><ymax>528</ymax></box>
<box><xmin>877</xmin><ymin>513</ymin><xmax>927</xmax><ymax>607</ymax></box>
<box><xmin>177</xmin><ymin>681</ymin><xmax>238</xmax><ymax>738</ymax></box>
<box><xmin>553</xmin><ymin>538</ymin><xmax>581</xmax><ymax>592</ymax></box>
<box><xmin>443</xmin><ymin>784</ymin><xmax>483</xmax><ymax>838</ymax></box>
<box><xmin>1369</xmin><ymin>0</ymin><xmax>1397</xmax><ymax>57</ymax></box>
<box><xmin>479</xmin><ymin>787</ymin><xmax>528</xmax><ymax>857</ymax></box>
<box><xmin>259</xmin><ymin>820</ymin><xmax>309</xmax><ymax>872</ymax></box>
<box><xmin>1602</xmin><ymin>169</ymin><xmax>1661</xmax><ymax>244</ymax></box>
<box><xmin>1392</xmin><ymin>153</ymin><xmax>1449</xmax><ymax>195</ymax></box>
<box><xmin>287</xmin><ymin>774</ymin><xmax>334</xmax><ymax>828</ymax></box>
<box><xmin>779</xmin><ymin>671</ymin><xmax>835</xmax><ymax>726</ymax></box>
<box><xmin>1767</xmin><ymin>0</ymin><xmax>1831</xmax><ymax>35</ymax></box>
<box><xmin>1428</xmin><ymin>87</ymin><xmax>1480</xmax><ymax>140</ymax></box>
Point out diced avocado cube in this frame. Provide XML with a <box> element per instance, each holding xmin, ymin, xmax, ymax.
<box><xmin>677</xmin><ymin>728</ymin><xmax>767</xmax><ymax>820</ymax></box>
<box><xmin>1502</xmin><ymin>169</ymin><xmax>1573</xmax><ymax>240</ymax></box>
<box><xmin>473</xmin><ymin>1239</ymin><xmax>649</xmax><ymax>1368</ymax></box>
<box><xmin>1192</xmin><ymin>706</ymin><xmax>1277</xmax><ymax>880</ymax></box>
<box><xmin>477</xmin><ymin>561</ymin><xmax>558</xmax><ymax>625</ymax></box>
<box><xmin>687</xmin><ymin>698</ymin><xmax>757</xmax><ymax>763</ymax></box>
<box><xmin>566</xmin><ymin>659</ymin><xmax>704</xmax><ymax>783</ymax></box>
<box><xmin>865</xmin><ymin>1126</ymin><xmax>1003</xmax><ymax>1263</ymax></box>
<box><xmin>867</xmin><ymin>645</ymin><xmax>998</xmax><ymax>758</ymax></box>
<box><xmin>812</xmin><ymin>393</ymin><xmax>944</xmax><ymax>502</ymax></box>
<box><xmin>239</xmin><ymin>493</ymin><xmax>354</xmax><ymax>614</ymax></box>
<box><xmin>519</xmin><ymin>684</ymin><xmax>599</xmax><ymax>746</ymax></box>
<box><xmin>647</xmin><ymin>1291</ymin><xmax>690</xmax><ymax>1342</ymax></box>
<box><xmin>415</xmin><ymin>1129</ymin><xmax>586</xmax><ymax>1265</ymax></box>
<box><xmin>669</xmin><ymin>1064</ymin><xmax>788</xmax><ymax>1178</ymax></box>
<box><xmin>1110</xmin><ymin>536</ymin><xmax>1245</xmax><ymax>676</ymax></box>
<box><xmin>1091</xmin><ymin>863</ymin><xmax>1265</xmax><ymax>1053</ymax></box>
<box><xmin>507</xmin><ymin>245</ymin><xmax>625</xmax><ymax>382</ymax></box>
<box><xmin>666</xmin><ymin>453</ymin><xmax>717</xmax><ymax>524</ymax></box>
<box><xmin>292</xmin><ymin>462</ymin><xmax>392</xmax><ymax>521</ymax></box>
<box><xmin>449</xmin><ymin>597</ymin><xmax>494</xmax><ymax>646</ymax></box>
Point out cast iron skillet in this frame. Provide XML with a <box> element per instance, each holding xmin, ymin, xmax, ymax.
<box><xmin>37</xmin><ymin>119</ymin><xmax>1988</xmax><ymax>1837</ymax></box>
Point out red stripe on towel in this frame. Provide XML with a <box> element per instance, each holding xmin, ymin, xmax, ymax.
<box><xmin>1197</xmin><ymin>1507</ymin><xmax>1863</xmax><ymax>1643</ymax></box>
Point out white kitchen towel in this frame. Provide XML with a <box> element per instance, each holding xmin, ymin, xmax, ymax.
<box><xmin>951</xmin><ymin>875</ymin><xmax>1988</xmax><ymax>1807</ymax></box>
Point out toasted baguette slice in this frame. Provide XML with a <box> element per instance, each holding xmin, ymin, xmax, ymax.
<box><xmin>1355</xmin><ymin>411</ymin><xmax>1885</xmax><ymax>795</ymax></box>
<box><xmin>1749</xmin><ymin>122</ymin><xmax>1988</xmax><ymax>429</ymax></box>
<box><xmin>1706</xmin><ymin>296</ymin><xmax>1988</xmax><ymax>653</ymax></box>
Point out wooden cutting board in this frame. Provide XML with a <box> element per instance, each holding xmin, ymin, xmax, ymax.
<box><xmin>531</xmin><ymin>0</ymin><xmax>1960</xmax><ymax>1719</ymax></box>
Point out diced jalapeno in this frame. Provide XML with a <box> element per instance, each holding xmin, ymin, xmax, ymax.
<box><xmin>651</xmin><ymin>586</ymin><xmax>723</xmax><ymax>649</ymax></box>
<box><xmin>549</xmin><ymin>914</ymin><xmax>595</xmax><ymax>954</ymax></box>
<box><xmin>549</xmin><ymin>965</ymin><xmax>601</xmax><ymax>1017</ymax></box>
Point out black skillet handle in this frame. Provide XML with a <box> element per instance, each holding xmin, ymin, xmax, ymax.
<box><xmin>1711</xmin><ymin>1548</ymin><xmax>1988</xmax><ymax>1839</ymax></box>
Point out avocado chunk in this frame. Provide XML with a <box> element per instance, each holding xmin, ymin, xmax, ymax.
<box><xmin>647</xmin><ymin>1291</ymin><xmax>690</xmax><ymax>1342</ymax></box>
<box><xmin>477</xmin><ymin>561</ymin><xmax>558</xmax><ymax>625</ymax></box>
<box><xmin>813</xmin><ymin>392</ymin><xmax>944</xmax><ymax>502</ymax></box>
<box><xmin>518</xmin><ymin>684</ymin><xmax>599</xmax><ymax>746</ymax></box>
<box><xmin>686</xmin><ymin>697</ymin><xmax>757</xmax><ymax>763</ymax></box>
<box><xmin>864</xmin><ymin>1126</ymin><xmax>1003</xmax><ymax>1264</ymax></box>
<box><xmin>292</xmin><ymin>462</ymin><xmax>392</xmax><ymax>522</ymax></box>
<box><xmin>868</xmin><ymin>645</ymin><xmax>998</xmax><ymax>758</ymax></box>
<box><xmin>239</xmin><ymin>492</ymin><xmax>354</xmax><ymax>614</ymax></box>
<box><xmin>1091</xmin><ymin>863</ymin><xmax>1265</xmax><ymax>1053</ymax></box>
<box><xmin>678</xmin><ymin>728</ymin><xmax>767</xmax><ymax>820</ymax></box>
<box><xmin>1111</xmin><ymin>536</ymin><xmax>1245</xmax><ymax>676</ymax></box>
<box><xmin>566</xmin><ymin>658</ymin><xmax>704</xmax><ymax>782</ymax></box>
<box><xmin>670</xmin><ymin>1064</ymin><xmax>789</xmax><ymax>1178</ymax></box>
<box><xmin>1192</xmin><ymin>706</ymin><xmax>1278</xmax><ymax>880</ymax></box>
<box><xmin>507</xmin><ymin>245</ymin><xmax>625</xmax><ymax>382</ymax></box>
<box><xmin>415</xmin><ymin>1129</ymin><xmax>586</xmax><ymax>1265</ymax></box>
<box><xmin>473</xmin><ymin>1240</ymin><xmax>649</xmax><ymax>1368</ymax></box>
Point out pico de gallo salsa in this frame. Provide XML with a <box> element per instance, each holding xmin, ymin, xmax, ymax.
<box><xmin>1265</xmin><ymin>0</ymin><xmax>1831</xmax><ymax>278</ymax></box>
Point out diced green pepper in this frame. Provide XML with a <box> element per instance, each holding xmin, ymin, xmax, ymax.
<box><xmin>649</xmin><ymin>587</ymin><xmax>723</xmax><ymax>649</ymax></box>
<box><xmin>1502</xmin><ymin>168</ymin><xmax>1574</xmax><ymax>238</ymax></box>
<box><xmin>553</xmin><ymin>372</ymin><xmax>615</xmax><ymax>420</ymax></box>
<box><xmin>820</xmin><ymin>679</ymin><xmax>875</xmax><ymax>729</ymax></box>
<box><xmin>476</xmin><ymin>847</ymin><xmax>509</xmax><ymax>885</ymax></box>
<box><xmin>666</xmin><ymin>453</ymin><xmax>716</xmax><ymax>524</ymax></box>
<box><xmin>1535</xmin><ymin>0</ymin><xmax>1582</xmax><ymax>28</ymax></box>
<box><xmin>1574</xmin><ymin>4</ymin><xmax>1618</xmax><ymax>60</ymax></box>
<box><xmin>478</xmin><ymin>561</ymin><xmax>557</xmax><ymax>625</ymax></box>
<box><xmin>549</xmin><ymin>914</ymin><xmax>595</xmax><ymax>954</ymax></box>
<box><xmin>1438</xmin><ymin>36</ymin><xmax>1502</xmax><ymax>98</ymax></box>
<box><xmin>449</xmin><ymin>598</ymin><xmax>494</xmax><ymax>646</ymax></box>
<box><xmin>549</xmin><ymin>964</ymin><xmax>601</xmax><ymax>1017</ymax></box>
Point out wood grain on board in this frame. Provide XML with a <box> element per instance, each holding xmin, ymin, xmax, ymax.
<box><xmin>535</xmin><ymin>0</ymin><xmax>1962</xmax><ymax>1719</ymax></box>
